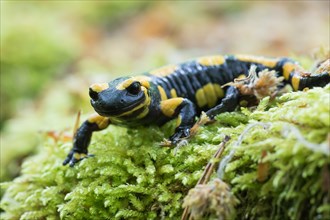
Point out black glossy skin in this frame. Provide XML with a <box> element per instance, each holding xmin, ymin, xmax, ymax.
<box><xmin>63</xmin><ymin>55</ymin><xmax>330</xmax><ymax>167</ymax></box>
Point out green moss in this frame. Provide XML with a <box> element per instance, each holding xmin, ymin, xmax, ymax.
<box><xmin>1</xmin><ymin>85</ymin><xmax>329</xmax><ymax>219</ymax></box>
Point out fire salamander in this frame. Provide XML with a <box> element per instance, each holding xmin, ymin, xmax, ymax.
<box><xmin>63</xmin><ymin>55</ymin><xmax>330</xmax><ymax>167</ymax></box>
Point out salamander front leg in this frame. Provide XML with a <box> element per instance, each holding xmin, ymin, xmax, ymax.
<box><xmin>205</xmin><ymin>86</ymin><xmax>240</xmax><ymax>119</ymax></box>
<box><xmin>63</xmin><ymin>113</ymin><xmax>110</xmax><ymax>167</ymax></box>
<box><xmin>160</xmin><ymin>98</ymin><xmax>197</xmax><ymax>144</ymax></box>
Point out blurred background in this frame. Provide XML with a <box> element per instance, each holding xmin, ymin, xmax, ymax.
<box><xmin>0</xmin><ymin>1</ymin><xmax>329</xmax><ymax>183</ymax></box>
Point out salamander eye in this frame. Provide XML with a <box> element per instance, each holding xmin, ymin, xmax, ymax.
<box><xmin>126</xmin><ymin>81</ymin><xmax>141</xmax><ymax>95</ymax></box>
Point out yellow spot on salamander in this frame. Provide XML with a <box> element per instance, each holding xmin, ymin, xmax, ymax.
<box><xmin>88</xmin><ymin>113</ymin><xmax>110</xmax><ymax>129</ymax></box>
<box><xmin>116</xmin><ymin>76</ymin><xmax>151</xmax><ymax>90</ymax></box>
<box><xmin>158</xmin><ymin>86</ymin><xmax>168</xmax><ymax>101</ymax></box>
<box><xmin>237</xmin><ymin>74</ymin><xmax>246</xmax><ymax>80</ymax></box>
<box><xmin>170</xmin><ymin>89</ymin><xmax>177</xmax><ymax>98</ymax></box>
<box><xmin>90</xmin><ymin>83</ymin><xmax>109</xmax><ymax>93</ymax></box>
<box><xmin>195</xmin><ymin>83</ymin><xmax>224</xmax><ymax>108</ymax></box>
<box><xmin>204</xmin><ymin>83</ymin><xmax>218</xmax><ymax>107</ymax></box>
<box><xmin>195</xmin><ymin>88</ymin><xmax>207</xmax><ymax>107</ymax></box>
<box><xmin>282</xmin><ymin>62</ymin><xmax>297</xmax><ymax>80</ymax></box>
<box><xmin>176</xmin><ymin>115</ymin><xmax>182</xmax><ymax>127</ymax></box>
<box><xmin>160</xmin><ymin>98</ymin><xmax>183</xmax><ymax>117</ymax></box>
<box><xmin>235</xmin><ymin>55</ymin><xmax>279</xmax><ymax>68</ymax></box>
<box><xmin>291</xmin><ymin>75</ymin><xmax>301</xmax><ymax>91</ymax></box>
<box><xmin>198</xmin><ymin>55</ymin><xmax>225</xmax><ymax>66</ymax></box>
<box><xmin>150</xmin><ymin>64</ymin><xmax>177</xmax><ymax>77</ymax></box>
<box><xmin>213</xmin><ymin>84</ymin><xmax>224</xmax><ymax>98</ymax></box>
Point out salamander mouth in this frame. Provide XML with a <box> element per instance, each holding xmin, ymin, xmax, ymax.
<box><xmin>91</xmin><ymin>96</ymin><xmax>146</xmax><ymax>116</ymax></box>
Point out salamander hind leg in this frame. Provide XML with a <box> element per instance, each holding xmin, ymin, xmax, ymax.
<box><xmin>205</xmin><ymin>86</ymin><xmax>240</xmax><ymax>119</ymax></box>
<box><xmin>293</xmin><ymin>72</ymin><xmax>330</xmax><ymax>91</ymax></box>
<box><xmin>160</xmin><ymin>98</ymin><xmax>197</xmax><ymax>144</ymax></box>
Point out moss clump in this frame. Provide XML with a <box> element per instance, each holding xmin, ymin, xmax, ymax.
<box><xmin>1</xmin><ymin>85</ymin><xmax>329</xmax><ymax>219</ymax></box>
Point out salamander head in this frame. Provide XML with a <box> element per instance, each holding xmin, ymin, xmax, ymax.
<box><xmin>89</xmin><ymin>76</ymin><xmax>151</xmax><ymax>118</ymax></box>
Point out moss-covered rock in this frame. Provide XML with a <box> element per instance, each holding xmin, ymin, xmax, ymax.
<box><xmin>1</xmin><ymin>85</ymin><xmax>329</xmax><ymax>219</ymax></box>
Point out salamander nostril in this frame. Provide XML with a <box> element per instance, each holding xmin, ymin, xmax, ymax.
<box><xmin>120</xmin><ymin>99</ymin><xmax>125</xmax><ymax>103</ymax></box>
<box><xmin>89</xmin><ymin>88</ymin><xmax>99</xmax><ymax>101</ymax></box>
